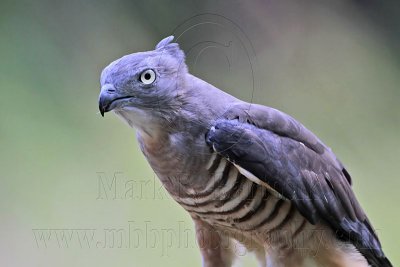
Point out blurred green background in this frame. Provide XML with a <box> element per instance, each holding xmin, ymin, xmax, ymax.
<box><xmin>1</xmin><ymin>0</ymin><xmax>399</xmax><ymax>266</ymax></box>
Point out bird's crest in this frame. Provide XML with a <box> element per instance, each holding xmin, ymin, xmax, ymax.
<box><xmin>155</xmin><ymin>36</ymin><xmax>185</xmax><ymax>64</ymax></box>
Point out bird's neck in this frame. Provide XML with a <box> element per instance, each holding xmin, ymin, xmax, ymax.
<box><xmin>180</xmin><ymin>74</ymin><xmax>241</xmax><ymax>122</ymax></box>
<box><xmin>114</xmin><ymin>107</ymin><xmax>166</xmax><ymax>141</ymax></box>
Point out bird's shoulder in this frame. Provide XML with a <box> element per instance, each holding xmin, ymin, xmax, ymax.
<box><xmin>218</xmin><ymin>102</ymin><xmax>351</xmax><ymax>184</ymax></box>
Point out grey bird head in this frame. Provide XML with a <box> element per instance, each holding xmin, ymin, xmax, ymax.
<box><xmin>98</xmin><ymin>36</ymin><xmax>188</xmax><ymax>134</ymax></box>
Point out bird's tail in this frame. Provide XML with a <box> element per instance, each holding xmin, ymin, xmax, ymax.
<box><xmin>339</xmin><ymin>219</ymin><xmax>393</xmax><ymax>267</ymax></box>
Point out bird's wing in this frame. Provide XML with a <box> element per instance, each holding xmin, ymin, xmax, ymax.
<box><xmin>206</xmin><ymin>102</ymin><xmax>391</xmax><ymax>267</ymax></box>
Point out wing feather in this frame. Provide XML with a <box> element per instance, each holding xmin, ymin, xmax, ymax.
<box><xmin>206</xmin><ymin>103</ymin><xmax>391</xmax><ymax>267</ymax></box>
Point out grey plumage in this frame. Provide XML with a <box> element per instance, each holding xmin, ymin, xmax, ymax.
<box><xmin>98</xmin><ymin>36</ymin><xmax>392</xmax><ymax>267</ymax></box>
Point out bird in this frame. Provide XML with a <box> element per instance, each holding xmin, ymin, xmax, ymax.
<box><xmin>98</xmin><ymin>36</ymin><xmax>392</xmax><ymax>267</ymax></box>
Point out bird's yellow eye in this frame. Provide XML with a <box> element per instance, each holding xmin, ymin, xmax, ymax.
<box><xmin>139</xmin><ymin>69</ymin><xmax>156</xmax><ymax>85</ymax></box>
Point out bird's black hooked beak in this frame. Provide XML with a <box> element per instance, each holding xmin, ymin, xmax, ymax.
<box><xmin>98</xmin><ymin>84</ymin><xmax>132</xmax><ymax>117</ymax></box>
